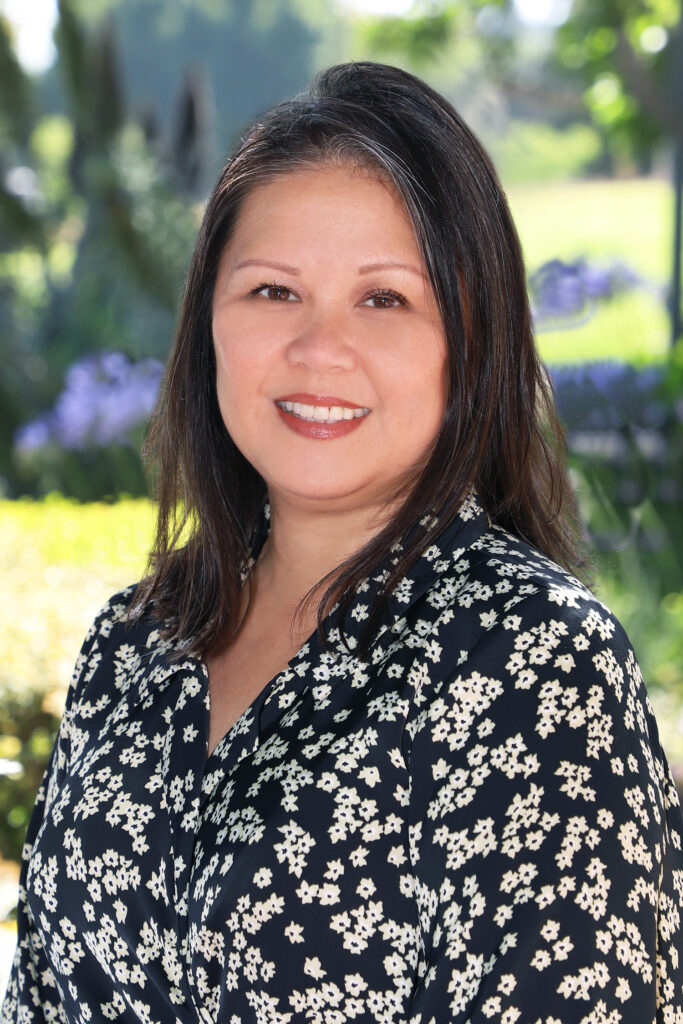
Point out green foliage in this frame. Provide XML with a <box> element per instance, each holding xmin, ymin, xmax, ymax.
<box><xmin>352</xmin><ymin>0</ymin><xmax>681</xmax><ymax>172</ymax></box>
<box><xmin>356</xmin><ymin>0</ymin><xmax>515</xmax><ymax>72</ymax></box>
<box><xmin>600</xmin><ymin>574</ymin><xmax>683</xmax><ymax>764</ymax></box>
<box><xmin>553</xmin><ymin>0</ymin><xmax>682</xmax><ymax>164</ymax></box>
<box><xmin>15</xmin><ymin>442</ymin><xmax>150</xmax><ymax>501</ymax></box>
<box><xmin>0</xmin><ymin>15</ymin><xmax>33</xmax><ymax>146</ymax></box>
<box><xmin>361</xmin><ymin>6</ymin><xmax>457</xmax><ymax>67</ymax></box>
<box><xmin>0</xmin><ymin>685</ymin><xmax>59</xmax><ymax>864</ymax></box>
<box><xmin>0</xmin><ymin>0</ymin><xmax>327</xmax><ymax>499</ymax></box>
<box><xmin>490</xmin><ymin>120</ymin><xmax>602</xmax><ymax>186</ymax></box>
<box><xmin>564</xmin><ymin>344</ymin><xmax>683</xmax><ymax>602</ymax></box>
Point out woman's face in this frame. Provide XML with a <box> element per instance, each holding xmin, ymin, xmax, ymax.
<box><xmin>211</xmin><ymin>163</ymin><xmax>447</xmax><ymax>516</ymax></box>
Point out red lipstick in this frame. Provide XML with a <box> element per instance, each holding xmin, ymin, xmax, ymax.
<box><xmin>273</xmin><ymin>393</ymin><xmax>371</xmax><ymax>440</ymax></box>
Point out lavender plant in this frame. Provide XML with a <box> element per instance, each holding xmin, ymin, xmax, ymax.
<box><xmin>529</xmin><ymin>257</ymin><xmax>644</xmax><ymax>329</ymax></box>
<box><xmin>15</xmin><ymin>352</ymin><xmax>163</xmax><ymax>455</ymax></box>
<box><xmin>550</xmin><ymin>361</ymin><xmax>668</xmax><ymax>433</ymax></box>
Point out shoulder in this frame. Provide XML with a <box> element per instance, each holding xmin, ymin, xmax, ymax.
<box><xmin>74</xmin><ymin>583</ymin><xmax>139</xmax><ymax>654</ymax></box>
<box><xmin>60</xmin><ymin>584</ymin><xmax>203</xmax><ymax>770</ymax></box>
<box><xmin>68</xmin><ymin>583</ymin><xmax>176</xmax><ymax>703</ymax></box>
<box><xmin>407</xmin><ymin>520</ymin><xmax>624</xmax><ymax>678</ymax></box>
<box><xmin>469</xmin><ymin>523</ymin><xmax>630</xmax><ymax>670</ymax></box>
<box><xmin>420</xmin><ymin>519</ymin><xmax>626</xmax><ymax>663</ymax></box>
<box><xmin>407</xmin><ymin>523</ymin><xmax>680</xmax><ymax>811</ymax></box>
<box><xmin>70</xmin><ymin>585</ymin><xmax>136</xmax><ymax>679</ymax></box>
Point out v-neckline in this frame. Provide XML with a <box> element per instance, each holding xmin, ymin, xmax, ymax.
<box><xmin>202</xmin><ymin>623</ymin><xmax>321</xmax><ymax>767</ymax></box>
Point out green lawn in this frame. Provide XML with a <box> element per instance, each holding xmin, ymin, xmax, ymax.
<box><xmin>507</xmin><ymin>178</ymin><xmax>673</xmax><ymax>364</ymax></box>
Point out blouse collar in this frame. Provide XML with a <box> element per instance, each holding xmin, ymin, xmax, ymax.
<box><xmin>122</xmin><ymin>491</ymin><xmax>491</xmax><ymax>707</ymax></box>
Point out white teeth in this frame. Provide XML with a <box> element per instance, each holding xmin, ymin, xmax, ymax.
<box><xmin>277</xmin><ymin>401</ymin><xmax>370</xmax><ymax>424</ymax></box>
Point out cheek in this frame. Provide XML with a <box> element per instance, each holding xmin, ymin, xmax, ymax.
<box><xmin>212</xmin><ymin>318</ymin><xmax>260</xmax><ymax>399</ymax></box>
<box><xmin>213</xmin><ymin>307</ymin><xmax>286</xmax><ymax>381</ymax></box>
<box><xmin>394</xmin><ymin>340</ymin><xmax>448</xmax><ymax>426</ymax></box>
<box><xmin>212</xmin><ymin>331</ymin><xmax>252</xmax><ymax>439</ymax></box>
<box><xmin>413</xmin><ymin>348</ymin><xmax>448</xmax><ymax>449</ymax></box>
<box><xmin>213</xmin><ymin>315</ymin><xmax>242</xmax><ymax>378</ymax></box>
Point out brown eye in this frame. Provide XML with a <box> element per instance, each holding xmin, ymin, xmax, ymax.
<box><xmin>255</xmin><ymin>283</ymin><xmax>298</xmax><ymax>302</ymax></box>
<box><xmin>361</xmin><ymin>290</ymin><xmax>406</xmax><ymax>309</ymax></box>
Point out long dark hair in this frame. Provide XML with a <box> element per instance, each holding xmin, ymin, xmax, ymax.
<box><xmin>132</xmin><ymin>61</ymin><xmax>589</xmax><ymax>656</ymax></box>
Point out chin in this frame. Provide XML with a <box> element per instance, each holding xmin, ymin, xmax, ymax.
<box><xmin>267</xmin><ymin>475</ymin><xmax>381</xmax><ymax>508</ymax></box>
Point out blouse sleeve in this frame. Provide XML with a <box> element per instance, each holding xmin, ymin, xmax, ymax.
<box><xmin>0</xmin><ymin>592</ymin><xmax>128</xmax><ymax>1022</ymax></box>
<box><xmin>404</xmin><ymin>590</ymin><xmax>683</xmax><ymax>1023</ymax></box>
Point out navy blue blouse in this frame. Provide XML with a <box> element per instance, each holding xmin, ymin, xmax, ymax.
<box><xmin>2</xmin><ymin>494</ymin><xmax>682</xmax><ymax>1023</ymax></box>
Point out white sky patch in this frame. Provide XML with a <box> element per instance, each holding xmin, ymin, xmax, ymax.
<box><xmin>335</xmin><ymin>0</ymin><xmax>415</xmax><ymax>14</ymax></box>
<box><xmin>1</xmin><ymin>0</ymin><xmax>58</xmax><ymax>73</ymax></box>
<box><xmin>513</xmin><ymin>0</ymin><xmax>571</xmax><ymax>27</ymax></box>
<box><xmin>335</xmin><ymin>0</ymin><xmax>570</xmax><ymax>21</ymax></box>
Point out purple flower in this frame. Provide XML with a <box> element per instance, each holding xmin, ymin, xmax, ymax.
<box><xmin>530</xmin><ymin>257</ymin><xmax>643</xmax><ymax>329</ymax></box>
<box><xmin>14</xmin><ymin>352</ymin><xmax>164</xmax><ymax>453</ymax></box>
<box><xmin>550</xmin><ymin>362</ymin><xmax>667</xmax><ymax>433</ymax></box>
<box><xmin>577</xmin><ymin>263</ymin><xmax>612</xmax><ymax>300</ymax></box>
<box><xmin>14</xmin><ymin>416</ymin><xmax>53</xmax><ymax>454</ymax></box>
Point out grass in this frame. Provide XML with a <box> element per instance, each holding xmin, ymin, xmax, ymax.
<box><xmin>508</xmin><ymin>179</ymin><xmax>672</xmax><ymax>278</ymax></box>
<box><xmin>506</xmin><ymin>178</ymin><xmax>674</xmax><ymax>364</ymax></box>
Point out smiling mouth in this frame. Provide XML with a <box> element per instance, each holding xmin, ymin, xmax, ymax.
<box><xmin>275</xmin><ymin>400</ymin><xmax>370</xmax><ymax>424</ymax></box>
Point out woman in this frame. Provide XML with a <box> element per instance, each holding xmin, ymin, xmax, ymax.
<box><xmin>3</xmin><ymin>62</ymin><xmax>682</xmax><ymax>1024</ymax></box>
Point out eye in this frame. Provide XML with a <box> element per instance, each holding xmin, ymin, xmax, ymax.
<box><xmin>252</xmin><ymin>282</ymin><xmax>299</xmax><ymax>302</ymax></box>
<box><xmin>360</xmin><ymin>289</ymin><xmax>407</xmax><ymax>309</ymax></box>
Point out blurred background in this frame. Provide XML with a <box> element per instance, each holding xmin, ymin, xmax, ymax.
<box><xmin>0</xmin><ymin>0</ymin><xmax>682</xmax><ymax>983</ymax></box>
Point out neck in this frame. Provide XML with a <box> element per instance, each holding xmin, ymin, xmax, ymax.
<box><xmin>255</xmin><ymin>493</ymin><xmax>389</xmax><ymax>611</ymax></box>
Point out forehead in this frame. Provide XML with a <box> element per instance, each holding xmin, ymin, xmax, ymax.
<box><xmin>223</xmin><ymin>163</ymin><xmax>419</xmax><ymax>256</ymax></box>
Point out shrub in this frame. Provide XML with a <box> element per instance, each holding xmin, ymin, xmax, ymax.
<box><xmin>552</xmin><ymin>345</ymin><xmax>683</xmax><ymax>595</ymax></box>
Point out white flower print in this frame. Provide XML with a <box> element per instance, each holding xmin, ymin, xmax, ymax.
<box><xmin>2</xmin><ymin>498</ymin><xmax>681</xmax><ymax>1024</ymax></box>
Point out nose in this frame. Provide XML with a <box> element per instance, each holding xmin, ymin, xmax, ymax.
<box><xmin>285</xmin><ymin>312</ymin><xmax>357</xmax><ymax>373</ymax></box>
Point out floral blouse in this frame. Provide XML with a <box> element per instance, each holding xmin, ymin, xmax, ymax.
<box><xmin>2</xmin><ymin>494</ymin><xmax>682</xmax><ymax>1024</ymax></box>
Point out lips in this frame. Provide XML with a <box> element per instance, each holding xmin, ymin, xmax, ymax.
<box><xmin>274</xmin><ymin>393</ymin><xmax>370</xmax><ymax>439</ymax></box>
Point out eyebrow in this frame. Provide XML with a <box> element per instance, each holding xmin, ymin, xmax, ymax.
<box><xmin>231</xmin><ymin>258</ymin><xmax>425</xmax><ymax>279</ymax></box>
<box><xmin>358</xmin><ymin>261</ymin><xmax>425</xmax><ymax>278</ymax></box>
<box><xmin>233</xmin><ymin>259</ymin><xmax>300</xmax><ymax>275</ymax></box>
